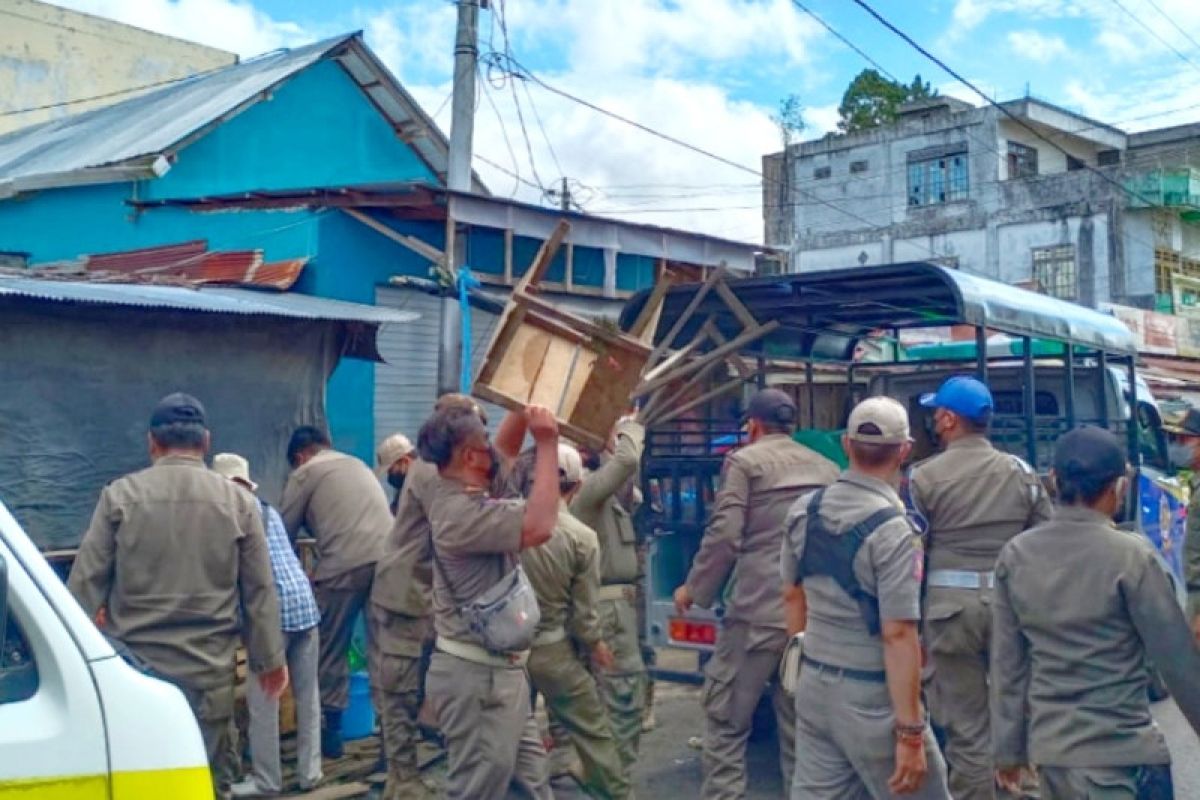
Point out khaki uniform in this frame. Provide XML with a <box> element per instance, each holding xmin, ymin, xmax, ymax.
<box><xmin>780</xmin><ymin>472</ymin><xmax>949</xmax><ymax>799</ymax></box>
<box><xmin>685</xmin><ymin>433</ymin><xmax>839</xmax><ymax>800</ymax></box>
<box><xmin>570</xmin><ymin>418</ymin><xmax>648</xmax><ymax>781</ymax></box>
<box><xmin>1186</xmin><ymin>476</ymin><xmax>1200</xmax><ymax>621</ymax></box>
<box><xmin>910</xmin><ymin>435</ymin><xmax>1051</xmax><ymax>800</ymax></box>
<box><xmin>369</xmin><ymin>459</ymin><xmax>440</xmax><ymax>799</ymax></box>
<box><xmin>992</xmin><ymin>506</ymin><xmax>1200</xmax><ymax>796</ymax></box>
<box><xmin>281</xmin><ymin>448</ymin><xmax>390</xmax><ymax>711</ymax></box>
<box><xmin>425</xmin><ymin>478</ymin><xmax>552</xmax><ymax>800</ymax></box>
<box><xmin>69</xmin><ymin>455</ymin><xmax>285</xmax><ymax>798</ymax></box>
<box><xmin>523</xmin><ymin>505</ymin><xmax>630</xmax><ymax>799</ymax></box>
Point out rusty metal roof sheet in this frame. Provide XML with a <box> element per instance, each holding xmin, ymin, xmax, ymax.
<box><xmin>83</xmin><ymin>241</ymin><xmax>307</xmax><ymax>289</ymax></box>
<box><xmin>0</xmin><ymin>274</ymin><xmax>418</xmax><ymax>325</ymax></box>
<box><xmin>0</xmin><ymin>35</ymin><xmax>486</xmax><ymax>196</ymax></box>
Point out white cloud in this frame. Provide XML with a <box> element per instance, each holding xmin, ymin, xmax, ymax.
<box><xmin>1007</xmin><ymin>29</ymin><xmax>1070</xmax><ymax>62</ymax></box>
<box><xmin>803</xmin><ymin>104</ymin><xmax>841</xmax><ymax>137</ymax></box>
<box><xmin>947</xmin><ymin>0</ymin><xmax>1078</xmax><ymax>40</ymax></box>
<box><xmin>51</xmin><ymin>0</ymin><xmax>312</xmax><ymax>57</ymax></box>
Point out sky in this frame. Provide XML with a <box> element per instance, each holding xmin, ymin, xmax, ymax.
<box><xmin>50</xmin><ymin>0</ymin><xmax>1200</xmax><ymax>244</ymax></box>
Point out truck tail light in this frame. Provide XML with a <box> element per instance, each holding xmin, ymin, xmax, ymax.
<box><xmin>669</xmin><ymin>618</ymin><xmax>717</xmax><ymax>646</ymax></box>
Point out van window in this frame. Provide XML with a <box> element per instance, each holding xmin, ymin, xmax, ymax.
<box><xmin>0</xmin><ymin>611</ymin><xmax>39</xmax><ymax>704</ymax></box>
<box><xmin>991</xmin><ymin>390</ymin><xmax>1059</xmax><ymax>416</ymax></box>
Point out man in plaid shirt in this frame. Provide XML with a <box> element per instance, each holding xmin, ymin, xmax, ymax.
<box><xmin>215</xmin><ymin>453</ymin><xmax>323</xmax><ymax>797</ymax></box>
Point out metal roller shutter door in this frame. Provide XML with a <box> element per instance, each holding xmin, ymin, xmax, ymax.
<box><xmin>374</xmin><ymin>286</ymin><xmax>505</xmax><ymax>443</ymax></box>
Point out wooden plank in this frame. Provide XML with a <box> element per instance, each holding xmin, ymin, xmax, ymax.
<box><xmin>519</xmin><ymin>295</ymin><xmax>649</xmax><ymax>355</ymax></box>
<box><xmin>646</xmin><ymin>267</ymin><xmax>725</xmax><ymax>368</ymax></box>
<box><xmin>635</xmin><ymin>320</ymin><xmax>780</xmax><ymax>396</ymax></box>
<box><xmin>490</xmin><ymin>324</ymin><xmax>553</xmax><ymax>402</ymax></box>
<box><xmin>475</xmin><ymin>307</ymin><xmax>527</xmax><ymax>387</ymax></box>
<box><xmin>556</xmin><ymin>347</ymin><xmax>599</xmax><ymax>418</ymax></box>
<box><xmin>714</xmin><ymin>277</ymin><xmax>760</xmax><ymax>331</ymax></box>
<box><xmin>647</xmin><ymin>375</ymin><xmax>753</xmax><ymax>428</ymax></box>
<box><xmin>515</xmin><ymin>219</ymin><xmax>570</xmax><ymax>295</ymax></box>
<box><xmin>701</xmin><ymin>319</ymin><xmax>752</xmax><ymax>379</ymax></box>
<box><xmin>641</xmin><ymin>356</ymin><xmax>727</xmax><ymax>424</ymax></box>
<box><xmin>342</xmin><ymin>208</ymin><xmax>444</xmax><ymax>265</ymax></box>
<box><xmin>523</xmin><ymin>309</ymin><xmax>591</xmax><ymax>345</ymax></box>
<box><xmin>527</xmin><ymin>336</ymin><xmax>578</xmax><ymax>409</ymax></box>
<box><xmin>628</xmin><ymin>267</ymin><xmax>675</xmax><ymax>343</ymax></box>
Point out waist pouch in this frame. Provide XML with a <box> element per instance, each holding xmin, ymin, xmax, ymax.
<box><xmin>460</xmin><ymin>564</ymin><xmax>541</xmax><ymax>654</ymax></box>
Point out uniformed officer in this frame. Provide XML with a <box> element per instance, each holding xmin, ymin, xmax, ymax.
<box><xmin>910</xmin><ymin>376</ymin><xmax>1051</xmax><ymax>800</ymax></box>
<box><xmin>281</xmin><ymin>426</ymin><xmax>392</xmax><ymax>758</ymax></box>
<box><xmin>781</xmin><ymin>396</ymin><xmax>949</xmax><ymax>799</ymax></box>
<box><xmin>992</xmin><ymin>426</ymin><xmax>1200</xmax><ymax>799</ymax></box>
<box><xmin>674</xmin><ymin>388</ymin><xmax>840</xmax><ymax>799</ymax></box>
<box><xmin>570</xmin><ymin>415</ymin><xmax>651</xmax><ymax>783</ymax></box>
<box><xmin>69</xmin><ymin>393</ymin><xmax>288</xmax><ymax>800</ymax></box>
<box><xmin>1168</xmin><ymin>409</ymin><xmax>1200</xmax><ymax>643</ymax></box>
<box><xmin>511</xmin><ymin>443</ymin><xmax>629</xmax><ymax>799</ymax></box>
<box><xmin>421</xmin><ymin>403</ymin><xmax>559</xmax><ymax>800</ymax></box>
<box><xmin>375</xmin><ymin>432</ymin><xmax>415</xmax><ymax>515</ymax></box>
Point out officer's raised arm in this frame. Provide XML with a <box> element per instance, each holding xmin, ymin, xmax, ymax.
<box><xmin>521</xmin><ymin>405</ymin><xmax>560</xmax><ymax>550</ymax></box>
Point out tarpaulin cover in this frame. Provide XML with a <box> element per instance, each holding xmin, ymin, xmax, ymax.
<box><xmin>0</xmin><ymin>301</ymin><xmax>342</xmax><ymax>550</ymax></box>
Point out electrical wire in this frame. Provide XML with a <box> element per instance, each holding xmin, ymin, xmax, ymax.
<box><xmin>1105</xmin><ymin>0</ymin><xmax>1200</xmax><ymax>77</ymax></box>
<box><xmin>1137</xmin><ymin>0</ymin><xmax>1200</xmax><ymax>55</ymax></box>
<box><xmin>477</xmin><ymin>69</ymin><xmax>525</xmax><ymax>198</ymax></box>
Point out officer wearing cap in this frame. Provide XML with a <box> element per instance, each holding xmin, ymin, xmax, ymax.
<box><xmin>69</xmin><ymin>393</ymin><xmax>287</xmax><ymax>800</ymax></box>
<box><xmin>376</xmin><ymin>432</ymin><xmax>415</xmax><ymax>515</ymax></box>
<box><xmin>674</xmin><ymin>388</ymin><xmax>839</xmax><ymax>799</ymax></box>
<box><xmin>909</xmin><ymin>376</ymin><xmax>1051</xmax><ymax>800</ymax></box>
<box><xmin>512</xmin><ymin>443</ymin><xmax>628</xmax><ymax>799</ymax></box>
<box><xmin>782</xmin><ymin>396</ymin><xmax>949</xmax><ymax>799</ymax></box>
<box><xmin>992</xmin><ymin>426</ymin><xmax>1200</xmax><ymax>798</ymax></box>
<box><xmin>1168</xmin><ymin>408</ymin><xmax>1200</xmax><ymax>643</ymax></box>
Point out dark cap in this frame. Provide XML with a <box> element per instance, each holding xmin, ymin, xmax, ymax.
<box><xmin>150</xmin><ymin>392</ymin><xmax>207</xmax><ymax>428</ymax></box>
<box><xmin>1178</xmin><ymin>408</ymin><xmax>1200</xmax><ymax>437</ymax></box>
<box><xmin>1053</xmin><ymin>426</ymin><xmax>1126</xmax><ymax>483</ymax></box>
<box><xmin>743</xmin><ymin>388</ymin><xmax>797</xmax><ymax>426</ymax></box>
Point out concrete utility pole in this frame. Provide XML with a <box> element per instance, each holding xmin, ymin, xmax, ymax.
<box><xmin>439</xmin><ymin>0</ymin><xmax>481</xmax><ymax>395</ymax></box>
<box><xmin>558</xmin><ymin>177</ymin><xmax>571</xmax><ymax>211</ymax></box>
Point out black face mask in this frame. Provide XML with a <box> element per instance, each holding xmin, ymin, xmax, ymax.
<box><xmin>387</xmin><ymin>471</ymin><xmax>406</xmax><ymax>490</ymax></box>
<box><xmin>581</xmin><ymin>450</ymin><xmax>602</xmax><ymax>472</ymax></box>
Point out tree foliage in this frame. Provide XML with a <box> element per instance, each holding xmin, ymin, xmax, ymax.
<box><xmin>837</xmin><ymin>70</ymin><xmax>937</xmax><ymax>133</ymax></box>
<box><xmin>772</xmin><ymin>93</ymin><xmax>806</xmax><ymax>147</ymax></box>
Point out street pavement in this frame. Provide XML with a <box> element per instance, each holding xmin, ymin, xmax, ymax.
<box><xmin>633</xmin><ymin>681</ymin><xmax>1200</xmax><ymax>797</ymax></box>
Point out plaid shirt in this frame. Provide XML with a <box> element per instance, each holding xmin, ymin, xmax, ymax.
<box><xmin>260</xmin><ymin>501</ymin><xmax>320</xmax><ymax>633</ymax></box>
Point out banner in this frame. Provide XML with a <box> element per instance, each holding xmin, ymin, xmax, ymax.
<box><xmin>1099</xmin><ymin>302</ymin><xmax>1178</xmax><ymax>355</ymax></box>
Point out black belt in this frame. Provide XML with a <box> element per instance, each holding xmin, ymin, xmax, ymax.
<box><xmin>801</xmin><ymin>654</ymin><xmax>887</xmax><ymax>684</ymax></box>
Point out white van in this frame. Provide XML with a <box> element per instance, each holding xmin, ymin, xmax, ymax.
<box><xmin>0</xmin><ymin>499</ymin><xmax>211</xmax><ymax>798</ymax></box>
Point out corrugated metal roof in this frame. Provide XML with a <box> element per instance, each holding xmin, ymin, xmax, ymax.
<box><xmin>83</xmin><ymin>241</ymin><xmax>307</xmax><ymax>289</ymax></box>
<box><xmin>0</xmin><ymin>35</ymin><xmax>487</xmax><ymax>195</ymax></box>
<box><xmin>0</xmin><ymin>274</ymin><xmax>419</xmax><ymax>325</ymax></box>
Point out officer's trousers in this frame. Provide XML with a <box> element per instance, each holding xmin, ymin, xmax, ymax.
<box><xmin>528</xmin><ymin>639</ymin><xmax>631</xmax><ymax>799</ymax></box>
<box><xmin>926</xmin><ymin>585</ymin><xmax>995</xmax><ymax>800</ymax></box>
<box><xmin>596</xmin><ymin>593</ymin><xmax>647</xmax><ymax>784</ymax></box>
<box><xmin>246</xmin><ymin>626</ymin><xmax>322</xmax><ymax>793</ymax></box>
<box><xmin>425</xmin><ymin>651</ymin><xmax>553</xmax><ymax>800</ymax></box>
<box><xmin>1039</xmin><ymin>764</ymin><xmax>1174</xmax><ymax>799</ymax></box>
<box><xmin>791</xmin><ymin>667</ymin><xmax>950</xmax><ymax>799</ymax></box>
<box><xmin>367</xmin><ymin>603</ymin><xmax>436</xmax><ymax>799</ymax></box>
<box><xmin>700</xmin><ymin>621</ymin><xmax>794</xmax><ymax>800</ymax></box>
<box><xmin>314</xmin><ymin>562</ymin><xmax>375</xmax><ymax>711</ymax></box>
<box><xmin>177</xmin><ymin>680</ymin><xmax>238</xmax><ymax>800</ymax></box>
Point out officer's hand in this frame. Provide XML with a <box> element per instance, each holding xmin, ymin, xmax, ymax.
<box><xmin>257</xmin><ymin>665</ymin><xmax>290</xmax><ymax>700</ymax></box>
<box><xmin>94</xmin><ymin>606</ymin><xmax>108</xmax><ymax>629</ymax></box>
<box><xmin>887</xmin><ymin>737</ymin><xmax>927</xmax><ymax>795</ymax></box>
<box><xmin>526</xmin><ymin>405</ymin><xmax>559</xmax><ymax>443</ymax></box>
<box><xmin>673</xmin><ymin>584</ymin><xmax>693</xmax><ymax>615</ymax></box>
<box><xmin>591</xmin><ymin>641</ymin><xmax>615</xmax><ymax>671</ymax></box>
<box><xmin>995</xmin><ymin>765</ymin><xmax>1027</xmax><ymax>793</ymax></box>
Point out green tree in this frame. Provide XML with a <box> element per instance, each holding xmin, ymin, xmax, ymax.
<box><xmin>837</xmin><ymin>70</ymin><xmax>938</xmax><ymax>133</ymax></box>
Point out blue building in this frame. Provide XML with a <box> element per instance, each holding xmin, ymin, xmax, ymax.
<box><xmin>0</xmin><ymin>33</ymin><xmax>762</xmax><ymax>461</ymax></box>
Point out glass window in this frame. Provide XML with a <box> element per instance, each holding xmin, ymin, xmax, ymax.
<box><xmin>907</xmin><ymin>150</ymin><xmax>969</xmax><ymax>206</ymax></box>
<box><xmin>1006</xmin><ymin>141</ymin><xmax>1038</xmax><ymax>179</ymax></box>
<box><xmin>1032</xmin><ymin>244</ymin><xmax>1077</xmax><ymax>300</ymax></box>
<box><xmin>850</xmin><ymin>160</ymin><xmax>869</xmax><ymax>174</ymax></box>
<box><xmin>813</xmin><ymin>166</ymin><xmax>831</xmax><ymax>179</ymax></box>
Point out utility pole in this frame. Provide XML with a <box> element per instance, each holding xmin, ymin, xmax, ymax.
<box><xmin>558</xmin><ymin>177</ymin><xmax>571</xmax><ymax>211</ymax></box>
<box><xmin>439</xmin><ymin>0</ymin><xmax>480</xmax><ymax>395</ymax></box>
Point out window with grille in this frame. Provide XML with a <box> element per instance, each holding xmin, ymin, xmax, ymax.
<box><xmin>814</xmin><ymin>165</ymin><xmax>831</xmax><ymax>179</ymax></box>
<box><xmin>1032</xmin><ymin>245</ymin><xmax>1076</xmax><ymax>300</ymax></box>
<box><xmin>1006</xmin><ymin>141</ymin><xmax>1038</xmax><ymax>179</ymax></box>
<box><xmin>850</xmin><ymin>160</ymin><xmax>869</xmax><ymax>174</ymax></box>
<box><xmin>907</xmin><ymin>151</ymin><xmax>969</xmax><ymax>206</ymax></box>
<box><xmin>1155</xmin><ymin>248</ymin><xmax>1200</xmax><ymax>311</ymax></box>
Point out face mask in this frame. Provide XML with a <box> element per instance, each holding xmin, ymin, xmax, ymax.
<box><xmin>387</xmin><ymin>471</ymin><xmax>406</xmax><ymax>490</ymax></box>
<box><xmin>581</xmin><ymin>450</ymin><xmax>602</xmax><ymax>472</ymax></box>
<box><xmin>1169</xmin><ymin>443</ymin><xmax>1195</xmax><ymax>470</ymax></box>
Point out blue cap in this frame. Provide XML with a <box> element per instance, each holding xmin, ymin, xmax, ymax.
<box><xmin>919</xmin><ymin>376</ymin><xmax>993</xmax><ymax>422</ymax></box>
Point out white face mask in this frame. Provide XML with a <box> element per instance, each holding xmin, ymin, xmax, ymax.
<box><xmin>1169</xmin><ymin>442</ymin><xmax>1196</xmax><ymax>470</ymax></box>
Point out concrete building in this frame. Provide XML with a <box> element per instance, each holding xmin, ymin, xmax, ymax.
<box><xmin>0</xmin><ymin>0</ymin><xmax>235</xmax><ymax>134</ymax></box>
<box><xmin>763</xmin><ymin>97</ymin><xmax>1200</xmax><ymax>312</ymax></box>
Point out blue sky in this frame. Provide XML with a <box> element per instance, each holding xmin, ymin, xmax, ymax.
<box><xmin>55</xmin><ymin>0</ymin><xmax>1200</xmax><ymax>242</ymax></box>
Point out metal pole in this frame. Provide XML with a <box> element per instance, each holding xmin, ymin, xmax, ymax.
<box><xmin>1097</xmin><ymin>351</ymin><xmax>1109</xmax><ymax>430</ymax></box>
<box><xmin>806</xmin><ymin>360</ymin><xmax>816</xmax><ymax>429</ymax></box>
<box><xmin>1064</xmin><ymin>342</ymin><xmax>1077</xmax><ymax>431</ymax></box>
<box><xmin>1023</xmin><ymin>336</ymin><xmax>1037</xmax><ymax>468</ymax></box>
<box><xmin>439</xmin><ymin>0</ymin><xmax>480</xmax><ymax>396</ymax></box>
<box><xmin>1126</xmin><ymin>356</ymin><xmax>1140</xmax><ymax>470</ymax></box>
<box><xmin>975</xmin><ymin>325</ymin><xmax>988</xmax><ymax>383</ymax></box>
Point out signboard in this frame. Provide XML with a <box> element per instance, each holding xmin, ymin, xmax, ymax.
<box><xmin>1178</xmin><ymin>316</ymin><xmax>1200</xmax><ymax>359</ymax></box>
<box><xmin>1099</xmin><ymin>302</ymin><xmax>1178</xmax><ymax>355</ymax></box>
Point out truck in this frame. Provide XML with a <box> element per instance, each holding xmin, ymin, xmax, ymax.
<box><xmin>0</xmin><ymin>498</ymin><xmax>211</xmax><ymax>797</ymax></box>
<box><xmin>619</xmin><ymin>262</ymin><xmax>1185</xmax><ymax>679</ymax></box>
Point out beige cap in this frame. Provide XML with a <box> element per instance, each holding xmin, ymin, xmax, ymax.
<box><xmin>846</xmin><ymin>397</ymin><xmax>911</xmax><ymax>444</ymax></box>
<box><xmin>558</xmin><ymin>443</ymin><xmax>584</xmax><ymax>483</ymax></box>
<box><xmin>375</xmin><ymin>433</ymin><xmax>414</xmax><ymax>477</ymax></box>
<box><xmin>212</xmin><ymin>452</ymin><xmax>258</xmax><ymax>492</ymax></box>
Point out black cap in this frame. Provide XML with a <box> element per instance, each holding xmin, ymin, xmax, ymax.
<box><xmin>150</xmin><ymin>392</ymin><xmax>207</xmax><ymax>428</ymax></box>
<box><xmin>743</xmin><ymin>388</ymin><xmax>797</xmax><ymax>426</ymax></box>
<box><xmin>1053</xmin><ymin>426</ymin><xmax>1126</xmax><ymax>483</ymax></box>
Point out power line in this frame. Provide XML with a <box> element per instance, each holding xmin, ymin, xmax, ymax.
<box><xmin>477</xmin><ymin>70</ymin><xmax>525</xmax><ymax>198</ymax></box>
<box><xmin>1137</xmin><ymin>0</ymin><xmax>1200</xmax><ymax>54</ymax></box>
<box><xmin>1106</xmin><ymin>0</ymin><xmax>1200</xmax><ymax>77</ymax></box>
<box><xmin>790</xmin><ymin>0</ymin><xmax>899</xmax><ymax>83</ymax></box>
